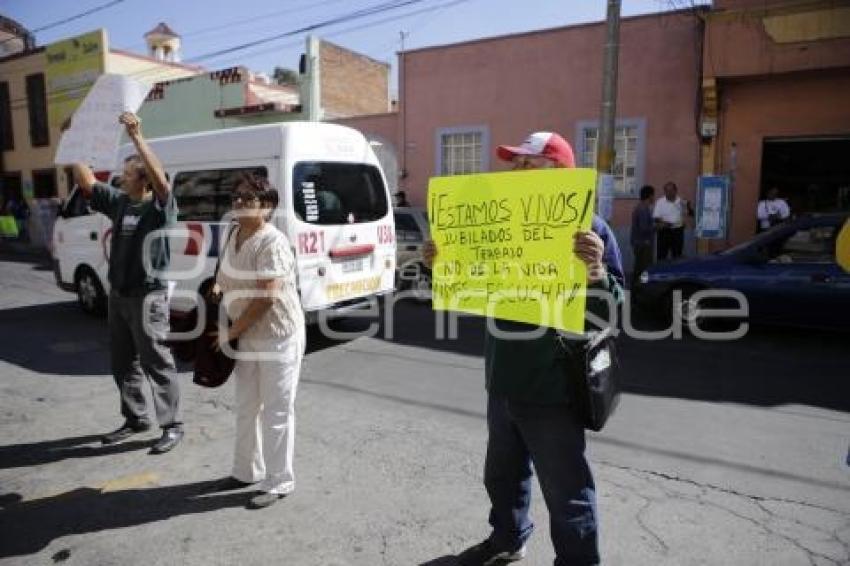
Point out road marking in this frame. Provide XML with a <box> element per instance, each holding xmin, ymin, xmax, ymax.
<box><xmin>19</xmin><ymin>472</ymin><xmax>161</xmax><ymax>504</ymax></box>
<box><xmin>100</xmin><ymin>472</ymin><xmax>159</xmax><ymax>492</ymax></box>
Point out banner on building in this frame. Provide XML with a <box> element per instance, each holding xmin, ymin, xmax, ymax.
<box><xmin>54</xmin><ymin>74</ymin><xmax>151</xmax><ymax>170</ymax></box>
<box><xmin>696</xmin><ymin>175</ymin><xmax>731</xmax><ymax>239</ymax></box>
<box><xmin>45</xmin><ymin>29</ymin><xmax>108</xmax><ymax>128</ymax></box>
<box><xmin>428</xmin><ymin>168</ymin><xmax>597</xmax><ymax>334</ymax></box>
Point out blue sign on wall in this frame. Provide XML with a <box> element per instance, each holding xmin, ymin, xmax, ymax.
<box><xmin>696</xmin><ymin>175</ymin><xmax>730</xmax><ymax>239</ymax></box>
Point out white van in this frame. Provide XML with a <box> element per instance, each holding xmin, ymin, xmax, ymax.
<box><xmin>53</xmin><ymin>121</ymin><xmax>397</xmax><ymax>321</ymax></box>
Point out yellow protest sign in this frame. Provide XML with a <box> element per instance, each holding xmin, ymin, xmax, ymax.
<box><xmin>837</xmin><ymin>218</ymin><xmax>850</xmax><ymax>273</ymax></box>
<box><xmin>428</xmin><ymin>168</ymin><xmax>597</xmax><ymax>334</ymax></box>
<box><xmin>45</xmin><ymin>29</ymin><xmax>108</xmax><ymax>128</ymax></box>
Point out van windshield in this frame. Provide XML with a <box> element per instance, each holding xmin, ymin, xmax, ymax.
<box><xmin>293</xmin><ymin>161</ymin><xmax>388</xmax><ymax>225</ymax></box>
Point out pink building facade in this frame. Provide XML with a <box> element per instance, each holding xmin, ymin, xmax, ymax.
<box><xmin>337</xmin><ymin>2</ymin><xmax>850</xmax><ymax>263</ymax></box>
<box><xmin>338</xmin><ymin>10</ymin><xmax>705</xmax><ymax>267</ymax></box>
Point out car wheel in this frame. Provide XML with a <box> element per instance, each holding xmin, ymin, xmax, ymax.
<box><xmin>75</xmin><ymin>267</ymin><xmax>107</xmax><ymax>317</ymax></box>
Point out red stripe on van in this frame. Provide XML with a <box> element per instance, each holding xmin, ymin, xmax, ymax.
<box><xmin>328</xmin><ymin>244</ymin><xmax>374</xmax><ymax>259</ymax></box>
<box><xmin>184</xmin><ymin>223</ymin><xmax>204</xmax><ymax>256</ymax></box>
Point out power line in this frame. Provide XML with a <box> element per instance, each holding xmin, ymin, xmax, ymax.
<box><xmin>87</xmin><ymin>0</ymin><xmax>441</xmax><ymax>84</ymax></box>
<box><xmin>186</xmin><ymin>0</ymin><xmax>434</xmax><ymax>63</ymax></box>
<box><xmin>118</xmin><ymin>0</ymin><xmax>352</xmax><ymax>53</ymax></box>
<box><xmin>199</xmin><ymin>0</ymin><xmax>473</xmax><ymax>70</ymax></box>
<box><xmin>5</xmin><ymin>0</ymin><xmax>469</xmax><ymax>109</ymax></box>
<box><xmin>0</xmin><ymin>0</ymin><xmax>129</xmax><ymax>47</ymax></box>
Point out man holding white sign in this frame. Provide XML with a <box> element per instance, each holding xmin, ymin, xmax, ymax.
<box><xmin>68</xmin><ymin>112</ymin><xmax>183</xmax><ymax>455</ymax></box>
<box><xmin>424</xmin><ymin>132</ymin><xmax>624</xmax><ymax>566</ymax></box>
<box><xmin>55</xmin><ymin>74</ymin><xmax>151</xmax><ymax>171</ymax></box>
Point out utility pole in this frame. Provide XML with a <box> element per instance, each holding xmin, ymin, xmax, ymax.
<box><xmin>596</xmin><ymin>0</ymin><xmax>621</xmax><ymax>220</ymax></box>
<box><xmin>399</xmin><ymin>30</ymin><xmax>410</xmax><ymax>186</ymax></box>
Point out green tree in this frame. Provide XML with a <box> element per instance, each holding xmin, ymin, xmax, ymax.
<box><xmin>272</xmin><ymin>67</ymin><xmax>298</xmax><ymax>85</ymax></box>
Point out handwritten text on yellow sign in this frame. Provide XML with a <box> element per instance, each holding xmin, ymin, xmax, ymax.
<box><xmin>428</xmin><ymin>168</ymin><xmax>597</xmax><ymax>334</ymax></box>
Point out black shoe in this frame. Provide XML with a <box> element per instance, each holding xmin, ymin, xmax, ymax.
<box><xmin>101</xmin><ymin>421</ymin><xmax>152</xmax><ymax>445</ymax></box>
<box><xmin>149</xmin><ymin>427</ymin><xmax>184</xmax><ymax>455</ymax></box>
<box><xmin>457</xmin><ymin>538</ymin><xmax>527</xmax><ymax>566</ymax></box>
<box><xmin>246</xmin><ymin>491</ymin><xmax>286</xmax><ymax>510</ymax></box>
<box><xmin>201</xmin><ymin>476</ymin><xmax>256</xmax><ymax>494</ymax></box>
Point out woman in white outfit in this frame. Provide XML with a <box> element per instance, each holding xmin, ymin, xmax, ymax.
<box><xmin>211</xmin><ymin>175</ymin><xmax>306</xmax><ymax>509</ymax></box>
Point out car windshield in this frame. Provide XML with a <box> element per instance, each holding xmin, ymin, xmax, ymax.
<box><xmin>718</xmin><ymin>224</ymin><xmax>788</xmax><ymax>256</ymax></box>
<box><xmin>293</xmin><ymin>161</ymin><xmax>388</xmax><ymax>225</ymax></box>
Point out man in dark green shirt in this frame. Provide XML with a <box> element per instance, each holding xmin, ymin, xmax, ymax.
<box><xmin>71</xmin><ymin>111</ymin><xmax>183</xmax><ymax>455</ymax></box>
<box><xmin>424</xmin><ymin>132</ymin><xmax>624</xmax><ymax>566</ymax></box>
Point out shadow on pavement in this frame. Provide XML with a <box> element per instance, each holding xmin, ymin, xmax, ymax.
<box><xmin>0</xmin><ymin>301</ymin><xmax>111</xmax><ymax>376</ymax></box>
<box><xmin>0</xmin><ymin>480</ymin><xmax>251</xmax><ymax>559</ymax></box>
<box><xmin>2</xmin><ymin>292</ymin><xmax>848</xmax><ymax>413</ymax></box>
<box><xmin>419</xmin><ymin>557</ymin><xmax>459</xmax><ymax>565</ymax></box>
<box><xmin>0</xmin><ymin>300</ymin><xmax>365</xmax><ymax>376</ymax></box>
<box><xmin>0</xmin><ymin>434</ymin><xmax>155</xmax><ymax>470</ymax></box>
<box><xmin>374</xmin><ymin>298</ymin><xmax>850</xmax><ymax>413</ymax></box>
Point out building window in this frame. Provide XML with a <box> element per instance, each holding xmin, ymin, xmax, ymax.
<box><xmin>32</xmin><ymin>169</ymin><xmax>58</xmax><ymax>198</ymax></box>
<box><xmin>2</xmin><ymin>172</ymin><xmax>23</xmax><ymax>203</ymax></box>
<box><xmin>576</xmin><ymin>118</ymin><xmax>646</xmax><ymax>198</ymax></box>
<box><xmin>436</xmin><ymin>126</ymin><xmax>489</xmax><ymax>176</ymax></box>
<box><xmin>26</xmin><ymin>73</ymin><xmax>49</xmax><ymax>148</ymax></box>
<box><xmin>0</xmin><ymin>82</ymin><xmax>13</xmax><ymax>150</ymax></box>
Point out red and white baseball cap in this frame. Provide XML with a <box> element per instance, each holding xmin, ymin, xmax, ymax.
<box><xmin>497</xmin><ymin>131</ymin><xmax>576</xmax><ymax>168</ymax></box>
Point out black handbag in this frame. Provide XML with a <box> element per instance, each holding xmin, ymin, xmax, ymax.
<box><xmin>168</xmin><ymin>224</ymin><xmax>238</xmax><ymax>387</ymax></box>
<box><xmin>555</xmin><ymin>327</ymin><xmax>620</xmax><ymax>432</ymax></box>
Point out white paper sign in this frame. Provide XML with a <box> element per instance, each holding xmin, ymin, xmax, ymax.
<box><xmin>54</xmin><ymin>74</ymin><xmax>151</xmax><ymax>170</ymax></box>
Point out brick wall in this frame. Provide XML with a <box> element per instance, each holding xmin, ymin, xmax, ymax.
<box><xmin>319</xmin><ymin>40</ymin><xmax>389</xmax><ymax>119</ymax></box>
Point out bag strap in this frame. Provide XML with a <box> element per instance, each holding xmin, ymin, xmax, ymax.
<box><xmin>555</xmin><ymin>325</ymin><xmax>615</xmax><ymax>351</ymax></box>
<box><xmin>214</xmin><ymin>223</ymin><xmax>237</xmax><ymax>279</ymax></box>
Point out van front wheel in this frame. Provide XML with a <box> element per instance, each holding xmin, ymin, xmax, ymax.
<box><xmin>76</xmin><ymin>267</ymin><xmax>107</xmax><ymax>317</ymax></box>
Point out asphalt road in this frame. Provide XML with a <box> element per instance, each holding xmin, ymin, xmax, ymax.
<box><xmin>0</xmin><ymin>251</ymin><xmax>848</xmax><ymax>565</ymax></box>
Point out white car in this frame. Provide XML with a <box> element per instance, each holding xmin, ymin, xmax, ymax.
<box><xmin>53</xmin><ymin>121</ymin><xmax>397</xmax><ymax>320</ymax></box>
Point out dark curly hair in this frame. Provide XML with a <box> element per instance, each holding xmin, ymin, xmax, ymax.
<box><xmin>236</xmin><ymin>173</ymin><xmax>279</xmax><ymax>219</ymax></box>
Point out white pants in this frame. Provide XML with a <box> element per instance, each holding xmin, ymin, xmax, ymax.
<box><xmin>232</xmin><ymin>328</ymin><xmax>305</xmax><ymax>495</ymax></box>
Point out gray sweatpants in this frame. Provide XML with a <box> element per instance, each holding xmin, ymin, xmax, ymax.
<box><xmin>108</xmin><ymin>290</ymin><xmax>181</xmax><ymax>429</ymax></box>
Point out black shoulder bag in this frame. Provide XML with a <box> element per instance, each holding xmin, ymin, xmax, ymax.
<box><xmin>169</xmin><ymin>224</ymin><xmax>239</xmax><ymax>388</ymax></box>
<box><xmin>555</xmin><ymin>327</ymin><xmax>620</xmax><ymax>432</ymax></box>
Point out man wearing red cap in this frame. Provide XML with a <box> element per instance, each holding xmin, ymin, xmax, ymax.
<box><xmin>424</xmin><ymin>132</ymin><xmax>623</xmax><ymax>566</ymax></box>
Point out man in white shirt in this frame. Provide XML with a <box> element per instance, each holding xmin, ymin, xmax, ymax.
<box><xmin>757</xmin><ymin>186</ymin><xmax>791</xmax><ymax>231</ymax></box>
<box><xmin>653</xmin><ymin>181</ymin><xmax>691</xmax><ymax>260</ymax></box>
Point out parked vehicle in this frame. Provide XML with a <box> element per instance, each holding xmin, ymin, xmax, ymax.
<box><xmin>393</xmin><ymin>206</ymin><xmax>431</xmax><ymax>301</ymax></box>
<box><xmin>636</xmin><ymin>213</ymin><xmax>850</xmax><ymax>330</ymax></box>
<box><xmin>53</xmin><ymin>122</ymin><xmax>397</xmax><ymax>321</ymax></box>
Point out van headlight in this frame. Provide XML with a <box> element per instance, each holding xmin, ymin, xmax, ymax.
<box><xmin>639</xmin><ymin>271</ymin><xmax>650</xmax><ymax>285</ymax></box>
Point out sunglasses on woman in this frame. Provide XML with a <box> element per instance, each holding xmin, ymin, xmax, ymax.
<box><xmin>231</xmin><ymin>192</ymin><xmax>259</xmax><ymax>206</ymax></box>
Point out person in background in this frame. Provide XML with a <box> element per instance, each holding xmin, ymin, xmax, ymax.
<box><xmin>5</xmin><ymin>195</ymin><xmax>28</xmax><ymax>241</ymax></box>
<box><xmin>425</xmin><ymin>131</ymin><xmax>624</xmax><ymax>566</ymax></box>
<box><xmin>395</xmin><ymin>190</ymin><xmax>410</xmax><ymax>207</ymax></box>
<box><xmin>653</xmin><ymin>181</ymin><xmax>691</xmax><ymax>261</ymax></box>
<box><xmin>71</xmin><ymin>111</ymin><xmax>183</xmax><ymax>455</ymax></box>
<box><xmin>208</xmin><ymin>175</ymin><xmax>306</xmax><ymax>510</ymax></box>
<box><xmin>630</xmin><ymin>184</ymin><xmax>655</xmax><ymax>284</ymax></box>
<box><xmin>756</xmin><ymin>186</ymin><xmax>791</xmax><ymax>232</ymax></box>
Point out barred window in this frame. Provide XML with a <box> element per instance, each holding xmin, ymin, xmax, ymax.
<box><xmin>440</xmin><ymin>131</ymin><xmax>484</xmax><ymax>176</ymax></box>
<box><xmin>579</xmin><ymin>121</ymin><xmax>644</xmax><ymax>197</ymax></box>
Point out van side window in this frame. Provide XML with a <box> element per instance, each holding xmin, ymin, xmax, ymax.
<box><xmin>173</xmin><ymin>167</ymin><xmax>268</xmax><ymax>221</ymax></box>
<box><xmin>293</xmin><ymin>162</ymin><xmax>388</xmax><ymax>225</ymax></box>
